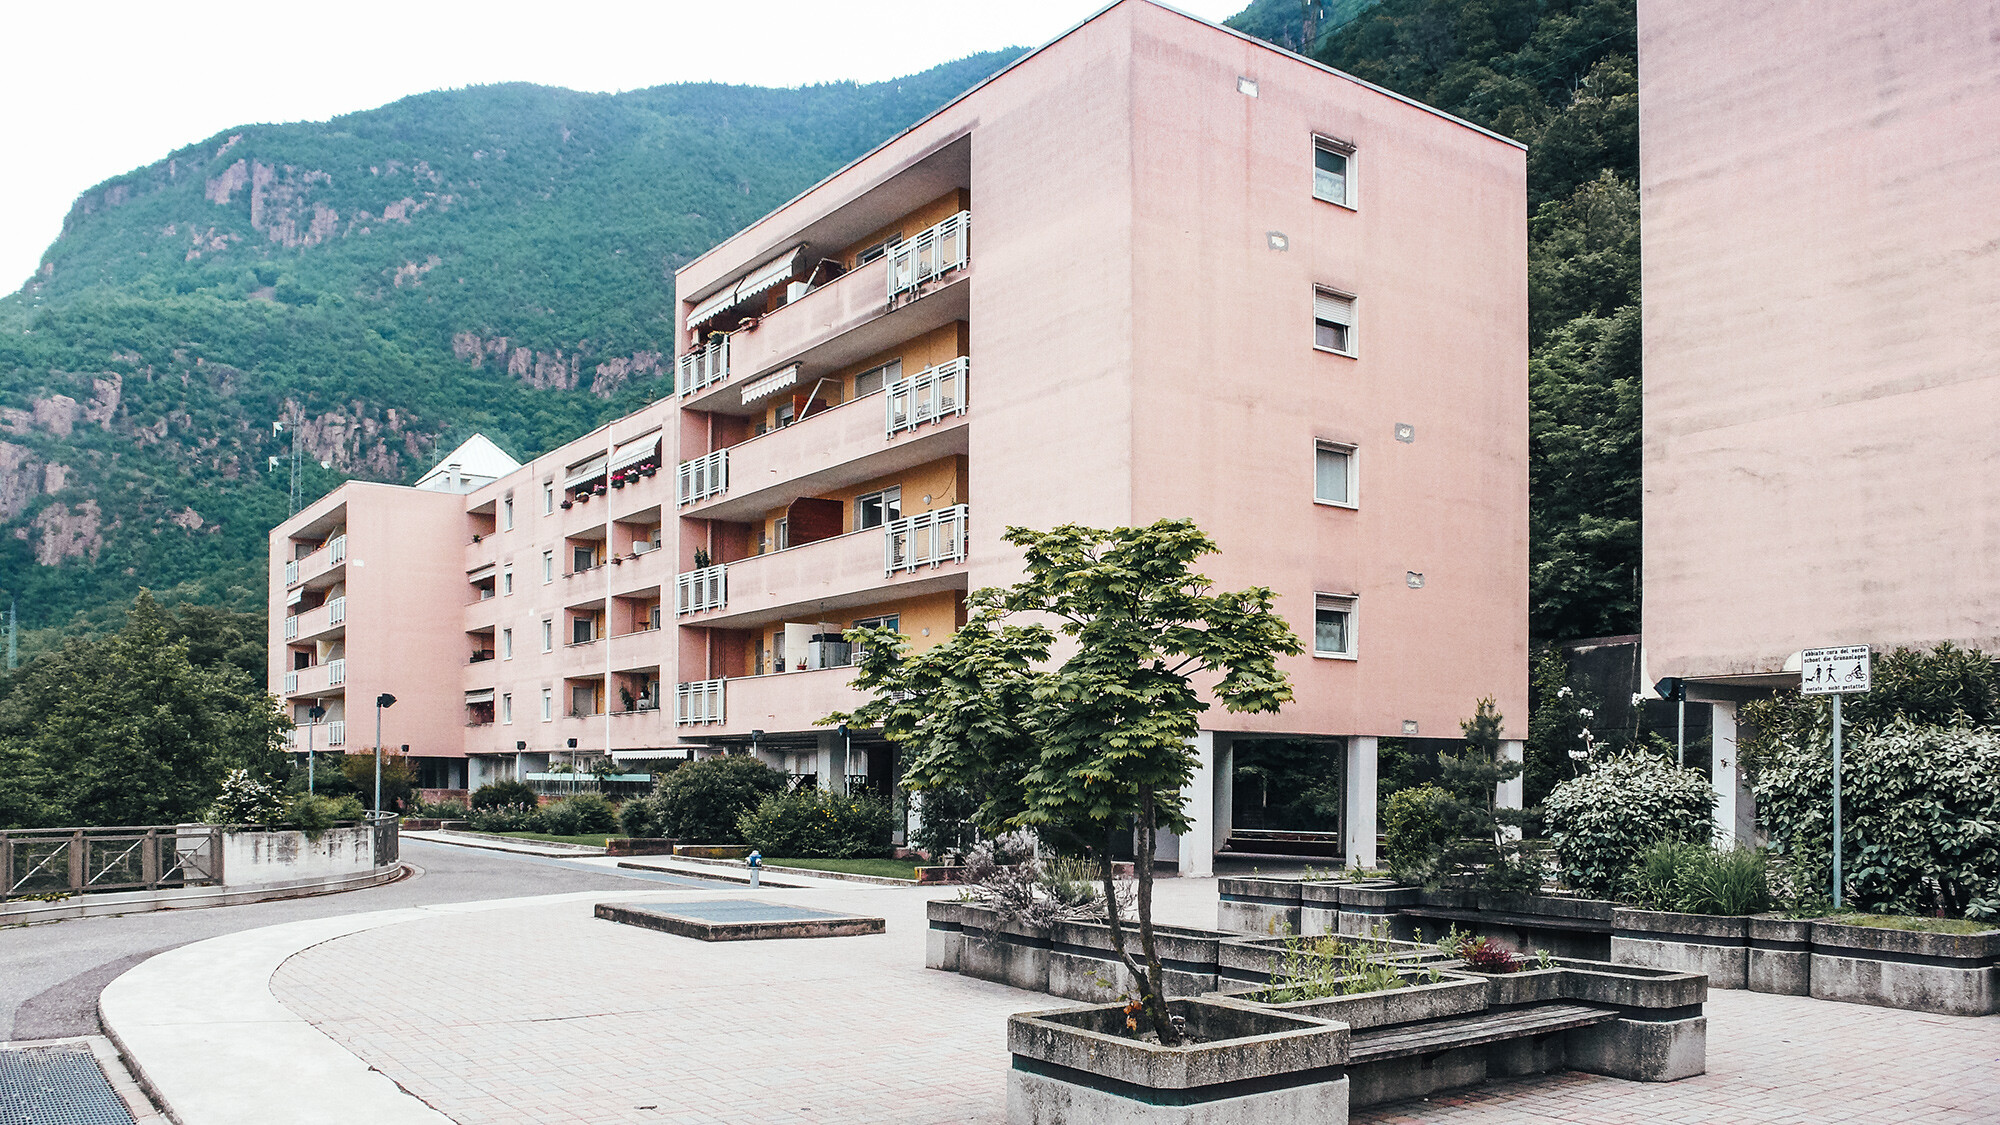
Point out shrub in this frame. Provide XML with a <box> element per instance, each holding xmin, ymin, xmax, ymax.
<box><xmin>1463</xmin><ymin>938</ymin><xmax>1523</xmax><ymax>974</ymax></box>
<box><xmin>408</xmin><ymin>796</ymin><xmax>468</xmax><ymax>819</ymax></box>
<box><xmin>736</xmin><ymin>788</ymin><xmax>895</xmax><ymax>858</ymax></box>
<box><xmin>1628</xmin><ymin>840</ymin><xmax>1772</xmax><ymax>915</ymax></box>
<box><xmin>285</xmin><ymin>793</ymin><xmax>364</xmax><ymax>839</ymax></box>
<box><xmin>467</xmin><ymin>804</ymin><xmax>541</xmax><ymax>832</ymax></box>
<box><xmin>618</xmin><ymin>794</ymin><xmax>667</xmax><ymax>839</ymax></box>
<box><xmin>207</xmin><ymin>769</ymin><xmax>284</xmax><ymax>827</ymax></box>
<box><xmin>340</xmin><ymin>752</ymin><xmax>418</xmax><ymax>811</ymax></box>
<box><xmin>654</xmin><ymin>756</ymin><xmax>786</xmax><ymax>843</ymax></box>
<box><xmin>1543</xmin><ymin>752</ymin><xmax>1714</xmax><ymax>898</ymax></box>
<box><xmin>471</xmin><ymin>780</ymin><xmax>540</xmax><ymax>810</ymax></box>
<box><xmin>1753</xmin><ymin>718</ymin><xmax>2000</xmax><ymax>918</ymax></box>
<box><xmin>1382</xmin><ymin>784</ymin><xmax>1451</xmax><ymax>885</ymax></box>
<box><xmin>540</xmin><ymin>793</ymin><xmax>617</xmax><ymax>836</ymax></box>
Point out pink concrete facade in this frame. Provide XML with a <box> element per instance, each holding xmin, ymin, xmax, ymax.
<box><xmin>671</xmin><ymin>0</ymin><xmax>1527</xmax><ymax>751</ymax></box>
<box><xmin>1639</xmin><ymin>0</ymin><xmax>2000</xmax><ymax>683</ymax></box>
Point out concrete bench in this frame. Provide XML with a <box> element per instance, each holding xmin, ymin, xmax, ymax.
<box><xmin>1348</xmin><ymin>1002</ymin><xmax>1616</xmax><ymax>1063</ymax></box>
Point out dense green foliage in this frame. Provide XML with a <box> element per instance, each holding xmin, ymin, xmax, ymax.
<box><xmin>1433</xmin><ymin>699</ymin><xmax>1536</xmax><ymax>888</ymax></box>
<box><xmin>539</xmin><ymin>792</ymin><xmax>618</xmax><ymax>836</ymax></box>
<box><xmin>0</xmin><ymin>591</ymin><xmax>289</xmax><ymax>828</ymax></box>
<box><xmin>0</xmin><ymin>54</ymin><xmax>1021</xmax><ymax>639</ymax></box>
<box><xmin>470</xmin><ymin>780</ymin><xmax>540</xmax><ymax>810</ymax></box>
<box><xmin>1542</xmin><ymin>751</ymin><xmax>1715</xmax><ymax>898</ymax></box>
<box><xmin>736</xmin><ymin>788</ymin><xmax>896</xmax><ymax>859</ymax></box>
<box><xmin>838</xmin><ymin>519</ymin><xmax>1302</xmax><ymax>1045</ymax></box>
<box><xmin>1627</xmin><ymin>840</ymin><xmax>1770</xmax><ymax>916</ymax></box>
<box><xmin>652</xmin><ymin>755</ymin><xmax>787</xmax><ymax>843</ymax></box>
<box><xmin>1293</xmin><ymin>0</ymin><xmax>1642</xmax><ymax>639</ymax></box>
<box><xmin>1382</xmin><ymin>783</ymin><xmax>1452</xmax><ymax>884</ymax></box>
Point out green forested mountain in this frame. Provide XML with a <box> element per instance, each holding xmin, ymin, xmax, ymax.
<box><xmin>0</xmin><ymin>54</ymin><xmax>1021</xmax><ymax>652</ymax></box>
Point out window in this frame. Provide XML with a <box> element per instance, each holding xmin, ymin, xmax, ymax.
<box><xmin>542</xmin><ymin>482</ymin><xmax>554</xmax><ymax>514</ymax></box>
<box><xmin>572</xmin><ymin>615</ymin><xmax>595</xmax><ymax>645</ymax></box>
<box><xmin>853</xmin><ymin>234</ymin><xmax>902</xmax><ymax>268</ymax></box>
<box><xmin>1314</xmin><ymin>442</ymin><xmax>1357</xmax><ymax>507</ymax></box>
<box><xmin>541</xmin><ymin>688</ymin><xmax>553</xmax><ymax>722</ymax></box>
<box><xmin>1313</xmin><ymin>595</ymin><xmax>1356</xmax><ymax>658</ymax></box>
<box><xmin>851</xmin><ymin>614</ymin><xmax>901</xmax><ymax>633</ymax></box>
<box><xmin>542</xmin><ymin>550</ymin><xmax>554</xmax><ymax>583</ymax></box>
<box><xmin>502</xmin><ymin>693</ymin><xmax>513</xmax><ymax>724</ymax></box>
<box><xmin>856</xmin><ymin>487</ymin><xmax>902</xmax><ymax>531</ymax></box>
<box><xmin>502</xmin><ymin>628</ymin><xmax>514</xmax><ymax>659</ymax></box>
<box><xmin>503</xmin><ymin>495</ymin><xmax>515</xmax><ymax>530</ymax></box>
<box><xmin>502</xmin><ymin>566</ymin><xmax>514</xmax><ymax>595</ymax></box>
<box><xmin>854</xmin><ymin>359</ymin><xmax>901</xmax><ymax>398</ymax></box>
<box><xmin>774</xmin><ymin>518</ymin><xmax>789</xmax><ymax>551</ymax></box>
<box><xmin>1314</xmin><ymin>289</ymin><xmax>1356</xmax><ymax>356</ymax></box>
<box><xmin>1313</xmin><ymin>139</ymin><xmax>1353</xmax><ymax>207</ymax></box>
<box><xmin>541</xmin><ymin>618</ymin><xmax>553</xmax><ymax>652</ymax></box>
<box><xmin>774</xmin><ymin>401</ymin><xmax>796</xmax><ymax>429</ymax></box>
<box><xmin>573</xmin><ymin>545</ymin><xmax>595</xmax><ymax>573</ymax></box>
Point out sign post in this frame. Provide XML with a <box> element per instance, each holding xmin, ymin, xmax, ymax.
<box><xmin>1799</xmin><ymin>645</ymin><xmax>1871</xmax><ymax>909</ymax></box>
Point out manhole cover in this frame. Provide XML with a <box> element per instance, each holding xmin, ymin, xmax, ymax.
<box><xmin>0</xmin><ymin>1047</ymin><xmax>135</xmax><ymax>1125</ymax></box>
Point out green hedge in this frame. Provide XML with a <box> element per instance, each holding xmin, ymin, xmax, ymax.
<box><xmin>1543</xmin><ymin>752</ymin><xmax>1713</xmax><ymax>899</ymax></box>
<box><xmin>737</xmin><ymin>789</ymin><xmax>895</xmax><ymax>858</ymax></box>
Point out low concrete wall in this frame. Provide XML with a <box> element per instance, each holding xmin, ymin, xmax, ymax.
<box><xmin>1612</xmin><ymin>909</ymin><xmax>1751</xmax><ymax>988</ymax></box>
<box><xmin>220</xmin><ymin>824</ymin><xmax>380</xmax><ymax>887</ymax></box>
<box><xmin>1808</xmin><ymin>920</ymin><xmax>2000</xmax><ymax>1017</ymax></box>
<box><xmin>1749</xmin><ymin>914</ymin><xmax>1813</xmax><ymax>995</ymax></box>
<box><xmin>0</xmin><ymin>863</ymin><xmax>407</xmax><ymax>923</ymax></box>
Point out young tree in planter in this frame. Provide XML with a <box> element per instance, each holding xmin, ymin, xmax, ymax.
<box><xmin>1434</xmin><ymin>698</ymin><xmax>1536</xmax><ymax>889</ymax></box>
<box><xmin>833</xmin><ymin>520</ymin><xmax>1300</xmax><ymax>1045</ymax></box>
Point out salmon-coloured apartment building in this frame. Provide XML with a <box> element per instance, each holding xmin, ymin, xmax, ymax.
<box><xmin>1638</xmin><ymin>1</ymin><xmax>2000</xmax><ymax>843</ymax></box>
<box><xmin>268</xmin><ymin>0</ymin><xmax>1529</xmax><ymax>874</ymax></box>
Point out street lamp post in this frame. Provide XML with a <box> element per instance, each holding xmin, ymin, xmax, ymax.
<box><xmin>374</xmin><ymin>692</ymin><xmax>397</xmax><ymax>812</ymax></box>
<box><xmin>306</xmin><ymin>704</ymin><xmax>326</xmax><ymax>794</ymax></box>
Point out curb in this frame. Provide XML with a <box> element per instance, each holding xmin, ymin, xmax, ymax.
<box><xmin>614</xmin><ymin>861</ymin><xmax>808</xmax><ymax>888</ymax></box>
<box><xmin>402</xmin><ymin>831</ymin><xmax>605</xmax><ymax>858</ymax></box>
<box><xmin>0</xmin><ymin>864</ymin><xmax>411</xmax><ymax>925</ymax></box>
<box><xmin>665</xmin><ymin>854</ymin><xmax>919</xmax><ymax>886</ymax></box>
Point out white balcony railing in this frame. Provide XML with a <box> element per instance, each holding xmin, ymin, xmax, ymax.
<box><xmin>284</xmin><ymin>560</ymin><xmax>299</xmax><ymax>586</ymax></box>
<box><xmin>327</xmin><ymin>720</ymin><xmax>346</xmax><ymax>746</ymax></box>
<box><xmin>678</xmin><ymin>449</ymin><xmax>728</xmax><ymax>506</ymax></box>
<box><xmin>283</xmin><ymin>670</ymin><xmax>299</xmax><ymax>693</ymax></box>
<box><xmin>330</xmin><ymin>535</ymin><xmax>347</xmax><ymax>564</ymax></box>
<box><xmin>678</xmin><ymin>334</ymin><xmax>730</xmax><ymax>397</ymax></box>
<box><xmin>888</xmin><ymin>211</ymin><xmax>970</xmax><ymax>300</ymax></box>
<box><xmin>327</xmin><ymin>658</ymin><xmax>345</xmax><ymax>687</ymax></box>
<box><xmin>327</xmin><ymin>596</ymin><xmax>345</xmax><ymax>625</ymax></box>
<box><xmin>886</xmin><ymin>504</ymin><xmax>969</xmax><ymax>574</ymax></box>
<box><xmin>886</xmin><ymin>356</ymin><xmax>969</xmax><ymax>436</ymax></box>
<box><xmin>284</xmin><ymin>616</ymin><xmax>299</xmax><ymax>640</ymax></box>
<box><xmin>676</xmin><ymin>565</ymin><xmax>728</xmax><ymax>615</ymax></box>
<box><xmin>676</xmin><ymin>679</ymin><xmax>725</xmax><ymax>724</ymax></box>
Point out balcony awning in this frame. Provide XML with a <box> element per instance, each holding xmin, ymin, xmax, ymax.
<box><xmin>741</xmin><ymin>364</ymin><xmax>799</xmax><ymax>405</ymax></box>
<box><xmin>464</xmin><ymin>689</ymin><xmax>495</xmax><ymax>704</ymax></box>
<box><xmin>286</xmin><ymin>587</ymin><xmax>304</xmax><ymax>607</ymax></box>
<box><xmin>466</xmin><ymin>562</ymin><xmax>496</xmax><ymax>579</ymax></box>
<box><xmin>609</xmin><ymin>433</ymin><xmax>661</xmax><ymax>474</ymax></box>
<box><xmin>563</xmin><ymin>454</ymin><xmax>608</xmax><ymax>490</ymax></box>
<box><xmin>610</xmin><ymin>747</ymin><xmax>696</xmax><ymax>762</ymax></box>
<box><xmin>686</xmin><ymin>244</ymin><xmax>805</xmax><ymax>330</ymax></box>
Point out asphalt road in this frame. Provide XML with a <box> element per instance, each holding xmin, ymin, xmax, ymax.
<box><xmin>0</xmin><ymin>839</ymin><xmax>726</xmax><ymax>1041</ymax></box>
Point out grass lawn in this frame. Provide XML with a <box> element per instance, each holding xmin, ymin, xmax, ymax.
<box><xmin>489</xmin><ymin>831</ymin><xmax>616</xmax><ymax>848</ymax></box>
<box><xmin>764</xmin><ymin>857</ymin><xmax>920</xmax><ymax>880</ymax></box>
<box><xmin>1825</xmin><ymin>912</ymin><xmax>1993</xmax><ymax>934</ymax></box>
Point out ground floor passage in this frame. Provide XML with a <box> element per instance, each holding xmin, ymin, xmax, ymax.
<box><xmin>264</xmin><ymin>879</ymin><xmax>2000</xmax><ymax>1125</ymax></box>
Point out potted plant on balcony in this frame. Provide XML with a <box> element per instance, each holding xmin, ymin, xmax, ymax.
<box><xmin>834</xmin><ymin>519</ymin><xmax>1302</xmax><ymax>1063</ymax></box>
<box><xmin>561</xmin><ymin>498</ymin><xmax>574</xmax><ymax>509</ymax></box>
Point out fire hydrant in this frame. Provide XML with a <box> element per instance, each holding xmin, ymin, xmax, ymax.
<box><xmin>747</xmin><ymin>850</ymin><xmax>762</xmax><ymax>888</ymax></box>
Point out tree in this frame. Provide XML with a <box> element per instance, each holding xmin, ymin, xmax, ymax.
<box><xmin>1433</xmin><ymin>698</ymin><xmax>1534</xmax><ymax>888</ymax></box>
<box><xmin>836</xmin><ymin>520</ymin><xmax>1301</xmax><ymax>1045</ymax></box>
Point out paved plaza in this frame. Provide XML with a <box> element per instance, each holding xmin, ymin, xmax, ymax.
<box><xmin>254</xmin><ymin>875</ymin><xmax>2000</xmax><ymax>1125</ymax></box>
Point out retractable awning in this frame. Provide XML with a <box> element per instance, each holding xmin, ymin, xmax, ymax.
<box><xmin>608</xmin><ymin>433</ymin><xmax>661</xmax><ymax>473</ymax></box>
<box><xmin>464</xmin><ymin>689</ymin><xmax>495</xmax><ymax>704</ymax></box>
<box><xmin>685</xmin><ymin>245</ymin><xmax>805</xmax><ymax>329</ymax></box>
<box><xmin>741</xmin><ymin>364</ymin><xmax>800</xmax><ymax>405</ymax></box>
<box><xmin>563</xmin><ymin>454</ymin><xmax>608</xmax><ymax>490</ymax></box>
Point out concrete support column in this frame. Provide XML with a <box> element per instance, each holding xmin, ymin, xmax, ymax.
<box><xmin>1344</xmin><ymin>736</ymin><xmax>1378</xmax><ymax>869</ymax></box>
<box><xmin>1711</xmin><ymin>701</ymin><xmax>1745</xmax><ymax>848</ymax></box>
<box><xmin>815</xmin><ymin>732</ymin><xmax>838</xmax><ymax>792</ymax></box>
<box><xmin>1497</xmin><ymin>739</ymin><xmax>1525</xmax><ymax>840</ymax></box>
<box><xmin>1214</xmin><ymin>739</ymin><xmax>1235</xmax><ymax>855</ymax></box>
<box><xmin>1170</xmin><ymin>731</ymin><xmax>1220</xmax><ymax>878</ymax></box>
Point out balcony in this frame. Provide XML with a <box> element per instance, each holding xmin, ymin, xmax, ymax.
<box><xmin>680</xmin><ymin>253</ymin><xmax>970</xmax><ymax>416</ymax></box>
<box><xmin>886</xmin><ymin>211</ymin><xmax>969</xmax><ymax>301</ymax></box>
<box><xmin>678</xmin><ymin>508</ymin><xmax>969</xmax><ymax>631</ymax></box>
<box><xmin>286</xmin><ymin>596</ymin><xmax>346</xmax><ymax>643</ymax></box>
<box><xmin>678</xmin><ymin>334</ymin><xmax>729</xmax><ymax>397</ymax></box>
<box><xmin>289</xmin><ymin>534</ymin><xmax>347</xmax><ymax>589</ymax></box>
<box><xmin>674</xmin><ymin>666</ymin><xmax>869</xmax><ymax>736</ymax></box>
<box><xmin>676</xmin><ymin>565</ymin><xmax>727</xmax><ymax>616</ymax></box>
<box><xmin>677</xmin><ymin>380</ymin><xmax>969</xmax><ymax>524</ymax></box>
<box><xmin>286</xmin><ymin>659</ymin><xmax>346</xmax><ymax>697</ymax></box>
<box><xmin>678</xmin><ymin>450</ymin><xmax>728</xmax><ymax>506</ymax></box>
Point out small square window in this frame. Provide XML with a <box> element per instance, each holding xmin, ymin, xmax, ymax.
<box><xmin>1314</xmin><ymin>289</ymin><xmax>1356</xmax><ymax>356</ymax></box>
<box><xmin>542</xmin><ymin>550</ymin><xmax>554</xmax><ymax>583</ymax></box>
<box><xmin>1315</xmin><ymin>442</ymin><xmax>1356</xmax><ymax>507</ymax></box>
<box><xmin>1313</xmin><ymin>139</ymin><xmax>1353</xmax><ymax>207</ymax></box>
<box><xmin>502</xmin><ymin>693</ymin><xmax>513</xmax><ymax>724</ymax></box>
<box><xmin>502</xmin><ymin>495</ymin><xmax>515</xmax><ymax>530</ymax></box>
<box><xmin>502</xmin><ymin>566</ymin><xmax>513</xmax><ymax>595</ymax></box>
<box><xmin>502</xmin><ymin>628</ymin><xmax>513</xmax><ymax>659</ymax></box>
<box><xmin>543</xmin><ymin>482</ymin><xmax>554</xmax><ymax>514</ymax></box>
<box><xmin>541</xmin><ymin>619</ymin><xmax>553</xmax><ymax>653</ymax></box>
<box><xmin>541</xmin><ymin>688</ymin><xmax>553</xmax><ymax>722</ymax></box>
<box><xmin>1314</xmin><ymin>595</ymin><xmax>1357</xmax><ymax>659</ymax></box>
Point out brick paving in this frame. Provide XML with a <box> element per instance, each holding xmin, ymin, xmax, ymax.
<box><xmin>272</xmin><ymin>884</ymin><xmax>2000</xmax><ymax>1124</ymax></box>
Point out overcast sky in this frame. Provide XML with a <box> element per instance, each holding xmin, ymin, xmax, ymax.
<box><xmin>0</xmin><ymin>0</ymin><xmax>1245</xmax><ymax>292</ymax></box>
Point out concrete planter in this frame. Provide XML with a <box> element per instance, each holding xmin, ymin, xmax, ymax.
<box><xmin>1219</xmin><ymin>969</ymin><xmax>1488</xmax><ymax>1030</ymax></box>
<box><xmin>673</xmin><ymin>843</ymin><xmax>752</xmax><ymax>859</ymax></box>
<box><xmin>1808</xmin><ymin>919</ymin><xmax>2000</xmax><ymax>1016</ymax></box>
<box><xmin>1047</xmin><ymin>920</ymin><xmax>1230</xmax><ymax>1003</ymax></box>
<box><xmin>926</xmin><ymin>899</ymin><xmax>970</xmax><ymax>971</ymax></box>
<box><xmin>219</xmin><ymin>824</ymin><xmax>381</xmax><ymax>886</ymax></box>
<box><xmin>1216</xmin><ymin>875</ymin><xmax>1304</xmax><ymax>936</ymax></box>
<box><xmin>959</xmin><ymin>907</ymin><xmax>1057</xmax><ymax>993</ymax></box>
<box><xmin>1612</xmin><ymin>908</ymin><xmax>1751</xmax><ymax>988</ymax></box>
<box><xmin>1216</xmin><ymin>933</ymin><xmax>1442</xmax><ymax>989</ymax></box>
<box><xmin>1007</xmin><ymin>998</ymin><xmax>1348</xmax><ymax>1125</ymax></box>
<box><xmin>1401</xmin><ymin>890</ymin><xmax>1617</xmax><ymax>961</ymax></box>
<box><xmin>604</xmin><ymin>837</ymin><xmax>677</xmax><ymax>856</ymax></box>
<box><xmin>1335</xmin><ymin>884</ymin><xmax>1421</xmax><ymax>939</ymax></box>
<box><xmin>1748</xmin><ymin>914</ymin><xmax>1814</xmax><ymax>995</ymax></box>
